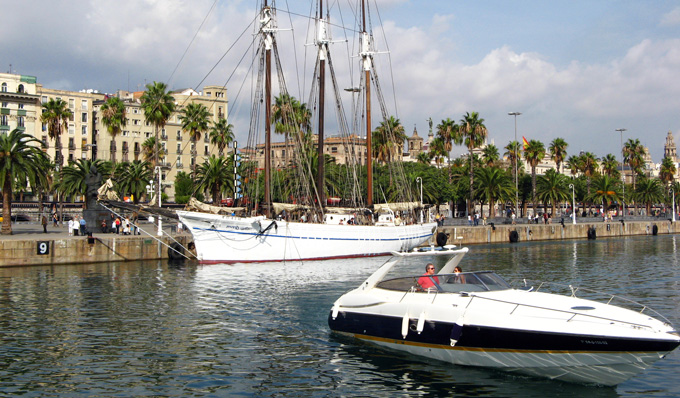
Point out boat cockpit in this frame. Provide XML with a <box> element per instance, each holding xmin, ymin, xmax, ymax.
<box><xmin>376</xmin><ymin>271</ymin><xmax>511</xmax><ymax>293</ymax></box>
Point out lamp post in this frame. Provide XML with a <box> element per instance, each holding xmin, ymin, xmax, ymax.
<box><xmin>569</xmin><ymin>183</ymin><xmax>576</xmax><ymax>224</ymax></box>
<box><xmin>615</xmin><ymin>128</ymin><xmax>626</xmax><ymax>218</ymax></box>
<box><xmin>416</xmin><ymin>176</ymin><xmax>423</xmax><ymax>223</ymax></box>
<box><xmin>508</xmin><ymin>112</ymin><xmax>521</xmax><ymax>218</ymax></box>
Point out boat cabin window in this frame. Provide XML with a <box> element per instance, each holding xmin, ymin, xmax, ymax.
<box><xmin>376</xmin><ymin>271</ymin><xmax>511</xmax><ymax>293</ymax></box>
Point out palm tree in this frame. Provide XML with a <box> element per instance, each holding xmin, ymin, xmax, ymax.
<box><xmin>0</xmin><ymin>129</ymin><xmax>49</xmax><ymax>234</ymax></box>
<box><xmin>623</xmin><ymin>138</ymin><xmax>645</xmax><ymax>190</ymax></box>
<box><xmin>481</xmin><ymin>144</ymin><xmax>500</xmax><ymax>167</ymax></box>
<box><xmin>429</xmin><ymin>137</ymin><xmax>447</xmax><ymax>168</ymax></box>
<box><xmin>141</xmin><ymin>137</ymin><xmax>165</xmax><ymax>164</ymax></box>
<box><xmin>460</xmin><ymin>111</ymin><xmax>488</xmax><ymax>214</ymax></box>
<box><xmin>548</xmin><ymin>138</ymin><xmax>568</xmax><ymax>174</ymax></box>
<box><xmin>209</xmin><ymin>118</ymin><xmax>235</xmax><ymax>155</ymax></box>
<box><xmin>416</xmin><ymin>151</ymin><xmax>433</xmax><ymax>165</ymax></box>
<box><xmin>536</xmin><ymin>169</ymin><xmax>570</xmax><ymax>216</ymax></box>
<box><xmin>565</xmin><ymin>155</ymin><xmax>582</xmax><ymax>177</ymax></box>
<box><xmin>179</xmin><ymin>102</ymin><xmax>211</xmax><ymax>142</ymax></box>
<box><xmin>474</xmin><ymin>166</ymin><xmax>514</xmax><ymax>217</ymax></box>
<box><xmin>41</xmin><ymin>98</ymin><xmax>73</xmax><ymax>167</ymax></box>
<box><xmin>57</xmin><ymin>159</ymin><xmax>111</xmax><ymax>208</ymax></box>
<box><xmin>659</xmin><ymin>156</ymin><xmax>677</xmax><ymax>186</ymax></box>
<box><xmin>504</xmin><ymin>140</ymin><xmax>522</xmax><ymax>183</ymax></box>
<box><xmin>372</xmin><ymin>116</ymin><xmax>406</xmax><ymax>164</ymax></box>
<box><xmin>435</xmin><ymin>118</ymin><xmax>461</xmax><ymax>165</ymax></box>
<box><xmin>118</xmin><ymin>160</ymin><xmax>153</xmax><ymax>204</ymax></box>
<box><xmin>635</xmin><ymin>178</ymin><xmax>663</xmax><ymax>216</ymax></box>
<box><xmin>194</xmin><ymin>155</ymin><xmax>232</xmax><ymax>204</ymax></box>
<box><xmin>140</xmin><ymin>81</ymin><xmax>175</xmax><ymax>202</ymax></box>
<box><xmin>600</xmin><ymin>154</ymin><xmax>620</xmax><ymax>178</ymax></box>
<box><xmin>588</xmin><ymin>175</ymin><xmax>620</xmax><ymax>215</ymax></box>
<box><xmin>100</xmin><ymin>96</ymin><xmax>127</xmax><ymax>142</ymax></box>
<box><xmin>523</xmin><ymin>139</ymin><xmax>546</xmax><ymax>214</ymax></box>
<box><xmin>579</xmin><ymin>152</ymin><xmax>599</xmax><ymax>212</ymax></box>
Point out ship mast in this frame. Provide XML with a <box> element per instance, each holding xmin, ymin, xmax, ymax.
<box><xmin>262</xmin><ymin>1</ymin><xmax>273</xmax><ymax>217</ymax></box>
<box><xmin>316</xmin><ymin>0</ymin><xmax>327</xmax><ymax>206</ymax></box>
<box><xmin>360</xmin><ymin>0</ymin><xmax>373</xmax><ymax>207</ymax></box>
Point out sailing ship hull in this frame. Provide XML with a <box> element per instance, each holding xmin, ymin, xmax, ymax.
<box><xmin>177</xmin><ymin>210</ymin><xmax>437</xmax><ymax>263</ymax></box>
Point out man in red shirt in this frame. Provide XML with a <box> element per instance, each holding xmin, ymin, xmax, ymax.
<box><xmin>418</xmin><ymin>263</ymin><xmax>440</xmax><ymax>290</ymax></box>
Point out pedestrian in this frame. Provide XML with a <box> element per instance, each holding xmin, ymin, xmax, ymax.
<box><xmin>474</xmin><ymin>212</ymin><xmax>479</xmax><ymax>226</ymax></box>
<box><xmin>115</xmin><ymin>217</ymin><xmax>121</xmax><ymax>234</ymax></box>
<box><xmin>111</xmin><ymin>218</ymin><xmax>116</xmax><ymax>234</ymax></box>
<box><xmin>42</xmin><ymin>214</ymin><xmax>48</xmax><ymax>233</ymax></box>
<box><xmin>68</xmin><ymin>218</ymin><xmax>74</xmax><ymax>236</ymax></box>
<box><xmin>467</xmin><ymin>214</ymin><xmax>472</xmax><ymax>226</ymax></box>
<box><xmin>511</xmin><ymin>212</ymin><xmax>516</xmax><ymax>225</ymax></box>
<box><xmin>79</xmin><ymin>216</ymin><xmax>86</xmax><ymax>235</ymax></box>
<box><xmin>52</xmin><ymin>212</ymin><xmax>58</xmax><ymax>227</ymax></box>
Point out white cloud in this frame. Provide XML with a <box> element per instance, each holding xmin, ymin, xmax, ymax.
<box><xmin>660</xmin><ymin>7</ymin><xmax>680</xmax><ymax>27</ymax></box>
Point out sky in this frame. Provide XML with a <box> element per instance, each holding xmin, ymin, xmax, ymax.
<box><xmin>4</xmin><ymin>0</ymin><xmax>680</xmax><ymax>162</ymax></box>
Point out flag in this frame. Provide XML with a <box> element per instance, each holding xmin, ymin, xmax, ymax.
<box><xmin>522</xmin><ymin>136</ymin><xmax>529</xmax><ymax>150</ymax></box>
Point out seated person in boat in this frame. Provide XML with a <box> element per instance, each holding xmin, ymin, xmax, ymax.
<box><xmin>451</xmin><ymin>266</ymin><xmax>466</xmax><ymax>283</ymax></box>
<box><xmin>418</xmin><ymin>263</ymin><xmax>440</xmax><ymax>290</ymax></box>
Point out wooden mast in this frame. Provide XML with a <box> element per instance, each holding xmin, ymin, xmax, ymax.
<box><xmin>317</xmin><ymin>0</ymin><xmax>326</xmax><ymax>207</ymax></box>
<box><xmin>361</xmin><ymin>0</ymin><xmax>373</xmax><ymax>207</ymax></box>
<box><xmin>263</xmin><ymin>2</ymin><xmax>273</xmax><ymax>217</ymax></box>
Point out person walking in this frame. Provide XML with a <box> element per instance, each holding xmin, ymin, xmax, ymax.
<box><xmin>42</xmin><ymin>215</ymin><xmax>48</xmax><ymax>233</ymax></box>
<box><xmin>79</xmin><ymin>217</ymin><xmax>87</xmax><ymax>235</ymax></box>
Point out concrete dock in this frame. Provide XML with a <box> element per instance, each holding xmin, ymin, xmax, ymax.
<box><xmin>0</xmin><ymin>218</ymin><xmax>678</xmax><ymax>267</ymax></box>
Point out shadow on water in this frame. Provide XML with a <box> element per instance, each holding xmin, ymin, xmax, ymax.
<box><xmin>327</xmin><ymin>333</ymin><xmax>619</xmax><ymax>398</ymax></box>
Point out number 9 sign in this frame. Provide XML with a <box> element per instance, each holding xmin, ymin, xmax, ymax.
<box><xmin>37</xmin><ymin>241</ymin><xmax>50</xmax><ymax>255</ymax></box>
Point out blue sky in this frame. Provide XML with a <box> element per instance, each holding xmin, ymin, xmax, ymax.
<box><xmin>3</xmin><ymin>0</ymin><xmax>680</xmax><ymax>162</ymax></box>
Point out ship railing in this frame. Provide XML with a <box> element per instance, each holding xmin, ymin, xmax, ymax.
<box><xmin>493</xmin><ymin>280</ymin><xmax>674</xmax><ymax>329</ymax></box>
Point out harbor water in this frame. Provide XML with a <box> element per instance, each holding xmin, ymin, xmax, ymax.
<box><xmin>0</xmin><ymin>235</ymin><xmax>678</xmax><ymax>397</ymax></box>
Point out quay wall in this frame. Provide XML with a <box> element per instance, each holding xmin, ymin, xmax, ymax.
<box><xmin>0</xmin><ymin>220</ymin><xmax>678</xmax><ymax>267</ymax></box>
<box><xmin>439</xmin><ymin>219</ymin><xmax>680</xmax><ymax>246</ymax></box>
<box><xmin>0</xmin><ymin>234</ymin><xmax>193</xmax><ymax>267</ymax></box>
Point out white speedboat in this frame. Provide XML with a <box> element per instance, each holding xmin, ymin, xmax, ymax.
<box><xmin>328</xmin><ymin>248</ymin><xmax>680</xmax><ymax>386</ymax></box>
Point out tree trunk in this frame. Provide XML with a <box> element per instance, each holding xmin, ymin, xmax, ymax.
<box><xmin>2</xmin><ymin>178</ymin><xmax>12</xmax><ymax>235</ymax></box>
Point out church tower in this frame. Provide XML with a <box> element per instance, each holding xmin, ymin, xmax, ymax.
<box><xmin>664</xmin><ymin>130</ymin><xmax>677</xmax><ymax>162</ymax></box>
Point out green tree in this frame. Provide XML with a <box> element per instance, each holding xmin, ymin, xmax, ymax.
<box><xmin>659</xmin><ymin>156</ymin><xmax>677</xmax><ymax>186</ymax></box>
<box><xmin>100</xmin><ymin>96</ymin><xmax>127</xmax><ymax>141</ymax></box>
<box><xmin>57</xmin><ymin>159</ymin><xmax>111</xmax><ymax>207</ymax></box>
<box><xmin>141</xmin><ymin>81</ymin><xmax>175</xmax><ymax>200</ymax></box>
<box><xmin>548</xmin><ymin>138</ymin><xmax>568</xmax><ymax>174</ymax></box>
<box><xmin>209</xmin><ymin>118</ymin><xmax>235</xmax><ymax>155</ymax></box>
<box><xmin>623</xmin><ymin>138</ymin><xmax>645</xmax><ymax>190</ymax></box>
<box><xmin>41</xmin><ymin>98</ymin><xmax>73</xmax><ymax>167</ymax></box>
<box><xmin>0</xmin><ymin>129</ymin><xmax>49</xmax><ymax>234</ymax></box>
<box><xmin>174</xmin><ymin>171</ymin><xmax>202</xmax><ymax>203</ymax></box>
<box><xmin>141</xmin><ymin>137</ymin><xmax>165</xmax><ymax>163</ymax></box>
<box><xmin>372</xmin><ymin>116</ymin><xmax>406</xmax><ymax>164</ymax></box>
<box><xmin>118</xmin><ymin>160</ymin><xmax>153</xmax><ymax>204</ymax></box>
<box><xmin>523</xmin><ymin>139</ymin><xmax>546</xmax><ymax>214</ymax></box>
<box><xmin>428</xmin><ymin>137</ymin><xmax>447</xmax><ymax>168</ymax></box>
<box><xmin>634</xmin><ymin>178</ymin><xmax>663</xmax><ymax>215</ymax></box>
<box><xmin>481</xmin><ymin>144</ymin><xmax>500</xmax><ymax>167</ymax></box>
<box><xmin>600</xmin><ymin>154</ymin><xmax>620</xmax><ymax>178</ymax></box>
<box><xmin>474</xmin><ymin>166</ymin><xmax>514</xmax><ymax>217</ymax></box>
<box><xmin>460</xmin><ymin>111</ymin><xmax>488</xmax><ymax>214</ymax></box>
<box><xmin>588</xmin><ymin>175</ymin><xmax>620</xmax><ymax>215</ymax></box>
<box><xmin>536</xmin><ymin>169</ymin><xmax>570</xmax><ymax>216</ymax></box>
<box><xmin>194</xmin><ymin>155</ymin><xmax>232</xmax><ymax>204</ymax></box>
<box><xmin>179</xmin><ymin>102</ymin><xmax>211</xmax><ymax>143</ymax></box>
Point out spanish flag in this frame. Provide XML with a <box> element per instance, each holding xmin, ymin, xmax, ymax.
<box><xmin>522</xmin><ymin>136</ymin><xmax>529</xmax><ymax>150</ymax></box>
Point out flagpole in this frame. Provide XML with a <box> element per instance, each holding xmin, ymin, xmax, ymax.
<box><xmin>509</xmin><ymin>112</ymin><xmax>521</xmax><ymax>219</ymax></box>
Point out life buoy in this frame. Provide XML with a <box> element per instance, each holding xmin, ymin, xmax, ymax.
<box><xmin>168</xmin><ymin>242</ymin><xmax>184</xmax><ymax>259</ymax></box>
<box><xmin>587</xmin><ymin>227</ymin><xmax>597</xmax><ymax>240</ymax></box>
<box><xmin>652</xmin><ymin>224</ymin><xmax>658</xmax><ymax>236</ymax></box>
<box><xmin>436</xmin><ymin>232</ymin><xmax>448</xmax><ymax>247</ymax></box>
<box><xmin>509</xmin><ymin>230</ymin><xmax>519</xmax><ymax>243</ymax></box>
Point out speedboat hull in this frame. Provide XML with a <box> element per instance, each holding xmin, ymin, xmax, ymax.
<box><xmin>328</xmin><ymin>250</ymin><xmax>680</xmax><ymax>386</ymax></box>
<box><xmin>177</xmin><ymin>210</ymin><xmax>437</xmax><ymax>263</ymax></box>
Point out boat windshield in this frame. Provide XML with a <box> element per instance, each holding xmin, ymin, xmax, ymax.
<box><xmin>376</xmin><ymin>271</ymin><xmax>511</xmax><ymax>293</ymax></box>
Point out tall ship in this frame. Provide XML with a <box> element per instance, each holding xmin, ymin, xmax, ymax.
<box><xmin>177</xmin><ymin>1</ymin><xmax>437</xmax><ymax>263</ymax></box>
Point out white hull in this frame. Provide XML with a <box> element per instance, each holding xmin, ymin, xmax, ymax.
<box><xmin>328</xmin><ymin>250</ymin><xmax>680</xmax><ymax>386</ymax></box>
<box><xmin>177</xmin><ymin>210</ymin><xmax>437</xmax><ymax>263</ymax></box>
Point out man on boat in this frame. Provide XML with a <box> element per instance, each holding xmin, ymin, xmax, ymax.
<box><xmin>418</xmin><ymin>263</ymin><xmax>440</xmax><ymax>291</ymax></box>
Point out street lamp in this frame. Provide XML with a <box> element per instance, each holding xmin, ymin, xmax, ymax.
<box><xmin>415</xmin><ymin>176</ymin><xmax>423</xmax><ymax>223</ymax></box>
<box><xmin>616</xmin><ymin>128</ymin><xmax>626</xmax><ymax>218</ymax></box>
<box><xmin>569</xmin><ymin>183</ymin><xmax>576</xmax><ymax>224</ymax></box>
<box><xmin>508</xmin><ymin>112</ymin><xmax>522</xmax><ymax>218</ymax></box>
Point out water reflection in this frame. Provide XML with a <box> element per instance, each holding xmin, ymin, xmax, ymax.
<box><xmin>0</xmin><ymin>236</ymin><xmax>677</xmax><ymax>396</ymax></box>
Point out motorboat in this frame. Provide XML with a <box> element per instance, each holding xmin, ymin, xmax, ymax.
<box><xmin>327</xmin><ymin>247</ymin><xmax>680</xmax><ymax>385</ymax></box>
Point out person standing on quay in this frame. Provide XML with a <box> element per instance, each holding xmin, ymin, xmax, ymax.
<box><xmin>42</xmin><ymin>215</ymin><xmax>48</xmax><ymax>233</ymax></box>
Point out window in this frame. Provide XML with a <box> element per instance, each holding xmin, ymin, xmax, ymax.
<box><xmin>1</xmin><ymin>102</ymin><xmax>7</xmax><ymax>108</ymax></box>
<box><xmin>1</xmin><ymin>83</ymin><xmax>6</xmax><ymax>92</ymax></box>
<box><xmin>17</xmin><ymin>116</ymin><xmax>24</xmax><ymax>127</ymax></box>
<box><xmin>81</xmin><ymin>99</ymin><xmax>88</xmax><ymax>111</ymax></box>
<box><xmin>68</xmin><ymin>138</ymin><xmax>75</xmax><ymax>150</ymax></box>
<box><xmin>145</xmin><ymin>132</ymin><xmax>151</xmax><ymax>138</ymax></box>
<box><xmin>205</xmin><ymin>91</ymin><xmax>211</xmax><ymax>97</ymax></box>
<box><xmin>81</xmin><ymin>113</ymin><xmax>87</xmax><ymax>123</ymax></box>
<box><xmin>123</xmin><ymin>130</ymin><xmax>130</xmax><ymax>137</ymax></box>
<box><xmin>41</xmin><ymin>96</ymin><xmax>47</xmax><ymax>103</ymax></box>
<box><xmin>18</xmin><ymin>103</ymin><xmax>24</xmax><ymax>109</ymax></box>
<box><xmin>0</xmin><ymin>115</ymin><xmax>7</xmax><ymax>125</ymax></box>
<box><xmin>331</xmin><ymin>147</ymin><xmax>338</xmax><ymax>153</ymax></box>
<box><xmin>42</xmin><ymin>136</ymin><xmax>48</xmax><ymax>148</ymax></box>
<box><xmin>68</xmin><ymin>123</ymin><xmax>75</xmax><ymax>135</ymax></box>
<box><xmin>176</xmin><ymin>143</ymin><xmax>181</xmax><ymax>154</ymax></box>
<box><xmin>69</xmin><ymin>98</ymin><xmax>75</xmax><ymax>110</ymax></box>
<box><xmin>17</xmin><ymin>84</ymin><xmax>24</xmax><ymax>93</ymax></box>
<box><xmin>204</xmin><ymin>145</ymin><xmax>208</xmax><ymax>156</ymax></box>
<box><xmin>82</xmin><ymin>125</ymin><xmax>88</xmax><ymax>135</ymax></box>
